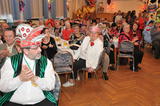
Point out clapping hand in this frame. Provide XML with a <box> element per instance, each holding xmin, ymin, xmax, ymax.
<box><xmin>19</xmin><ymin>65</ymin><xmax>34</xmax><ymax>82</ymax></box>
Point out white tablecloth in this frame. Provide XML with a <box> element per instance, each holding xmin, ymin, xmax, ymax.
<box><xmin>54</xmin><ymin>36</ymin><xmax>78</xmax><ymax>59</ymax></box>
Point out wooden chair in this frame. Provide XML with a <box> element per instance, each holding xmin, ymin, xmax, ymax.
<box><xmin>78</xmin><ymin>51</ymin><xmax>104</xmax><ymax>80</ymax></box>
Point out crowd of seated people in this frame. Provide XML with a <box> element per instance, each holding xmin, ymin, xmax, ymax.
<box><xmin>0</xmin><ymin>9</ymin><xmax>160</xmax><ymax>106</ymax></box>
<box><xmin>1</xmin><ymin>9</ymin><xmax>160</xmax><ymax>90</ymax></box>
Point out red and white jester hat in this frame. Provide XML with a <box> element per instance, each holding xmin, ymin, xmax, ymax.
<box><xmin>16</xmin><ymin>24</ymin><xmax>45</xmax><ymax>48</ymax></box>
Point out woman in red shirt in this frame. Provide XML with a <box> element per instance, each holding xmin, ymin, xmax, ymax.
<box><xmin>118</xmin><ymin>24</ymin><xmax>132</xmax><ymax>44</ymax></box>
<box><xmin>61</xmin><ymin>21</ymin><xmax>74</xmax><ymax>40</ymax></box>
<box><xmin>119</xmin><ymin>24</ymin><xmax>143</xmax><ymax>72</ymax></box>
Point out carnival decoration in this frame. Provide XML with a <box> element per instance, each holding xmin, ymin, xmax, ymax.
<box><xmin>156</xmin><ymin>3</ymin><xmax>160</xmax><ymax>22</ymax></box>
<box><xmin>148</xmin><ymin>0</ymin><xmax>158</xmax><ymax>13</ymax></box>
<box><xmin>86</xmin><ymin>0</ymin><xmax>97</xmax><ymax>7</ymax></box>
<box><xmin>48</xmin><ymin>0</ymin><xmax>55</xmax><ymax>18</ymax></box>
<box><xmin>48</xmin><ymin>2</ymin><xmax>51</xmax><ymax>11</ymax></box>
<box><xmin>74</xmin><ymin>0</ymin><xmax>97</xmax><ymax>19</ymax></box>
<box><xmin>48</xmin><ymin>0</ymin><xmax>55</xmax><ymax>10</ymax></box>
<box><xmin>19</xmin><ymin>0</ymin><xmax>25</xmax><ymax>20</ymax></box>
<box><xmin>19</xmin><ymin>0</ymin><xmax>25</xmax><ymax>12</ymax></box>
<box><xmin>148</xmin><ymin>2</ymin><xmax>158</xmax><ymax>13</ymax></box>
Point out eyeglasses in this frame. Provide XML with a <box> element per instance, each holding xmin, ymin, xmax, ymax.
<box><xmin>30</xmin><ymin>45</ymin><xmax>41</xmax><ymax>50</ymax></box>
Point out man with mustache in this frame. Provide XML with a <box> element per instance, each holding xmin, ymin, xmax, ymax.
<box><xmin>0</xmin><ymin>24</ymin><xmax>57</xmax><ymax>106</ymax></box>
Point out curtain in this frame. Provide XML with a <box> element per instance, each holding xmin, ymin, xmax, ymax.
<box><xmin>43</xmin><ymin>0</ymin><xmax>49</xmax><ymax>19</ymax></box>
<box><xmin>31</xmin><ymin>0</ymin><xmax>43</xmax><ymax>18</ymax></box>
<box><xmin>11</xmin><ymin>0</ymin><xmax>32</xmax><ymax>20</ymax></box>
<box><xmin>43</xmin><ymin>0</ymin><xmax>56</xmax><ymax>19</ymax></box>
<box><xmin>51</xmin><ymin>0</ymin><xmax>56</xmax><ymax>18</ymax></box>
<box><xmin>63</xmin><ymin>0</ymin><xmax>67</xmax><ymax>18</ymax></box>
<box><xmin>11</xmin><ymin>0</ymin><xmax>19</xmax><ymax>20</ymax></box>
<box><xmin>56</xmin><ymin>0</ymin><xmax>64</xmax><ymax>18</ymax></box>
<box><xmin>1</xmin><ymin>0</ymin><xmax>67</xmax><ymax>20</ymax></box>
<box><xmin>24</xmin><ymin>0</ymin><xmax>32</xmax><ymax>19</ymax></box>
<box><xmin>0</xmin><ymin>0</ymin><xmax>13</xmax><ymax>22</ymax></box>
<box><xmin>0</xmin><ymin>0</ymin><xmax>12</xmax><ymax>15</ymax></box>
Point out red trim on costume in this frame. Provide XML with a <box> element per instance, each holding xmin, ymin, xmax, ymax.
<box><xmin>27</xmin><ymin>26</ymin><xmax>43</xmax><ymax>41</ymax></box>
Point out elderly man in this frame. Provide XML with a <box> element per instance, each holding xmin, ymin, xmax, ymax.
<box><xmin>0</xmin><ymin>28</ymin><xmax>18</xmax><ymax>69</ymax></box>
<box><xmin>0</xmin><ymin>24</ymin><xmax>57</xmax><ymax>106</ymax></box>
<box><xmin>0</xmin><ymin>28</ymin><xmax>18</xmax><ymax>57</ymax></box>
<box><xmin>63</xmin><ymin>25</ymin><xmax>104</xmax><ymax>87</ymax></box>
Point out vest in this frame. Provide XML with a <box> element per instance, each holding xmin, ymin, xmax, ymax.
<box><xmin>0</xmin><ymin>53</ymin><xmax>57</xmax><ymax>106</ymax></box>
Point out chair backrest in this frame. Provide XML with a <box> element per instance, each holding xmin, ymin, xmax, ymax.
<box><xmin>119</xmin><ymin>41</ymin><xmax>134</xmax><ymax>53</ymax></box>
<box><xmin>53</xmin><ymin>51</ymin><xmax>73</xmax><ymax>69</ymax></box>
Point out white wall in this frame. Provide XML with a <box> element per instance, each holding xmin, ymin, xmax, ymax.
<box><xmin>100</xmin><ymin>0</ymin><xmax>144</xmax><ymax>14</ymax></box>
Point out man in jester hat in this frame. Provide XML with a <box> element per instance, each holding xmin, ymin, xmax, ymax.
<box><xmin>0</xmin><ymin>24</ymin><xmax>57</xmax><ymax>106</ymax></box>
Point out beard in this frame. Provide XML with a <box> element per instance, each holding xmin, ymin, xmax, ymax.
<box><xmin>29</xmin><ymin>53</ymin><xmax>41</xmax><ymax>60</ymax></box>
<box><xmin>35</xmin><ymin>53</ymin><xmax>41</xmax><ymax>59</ymax></box>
